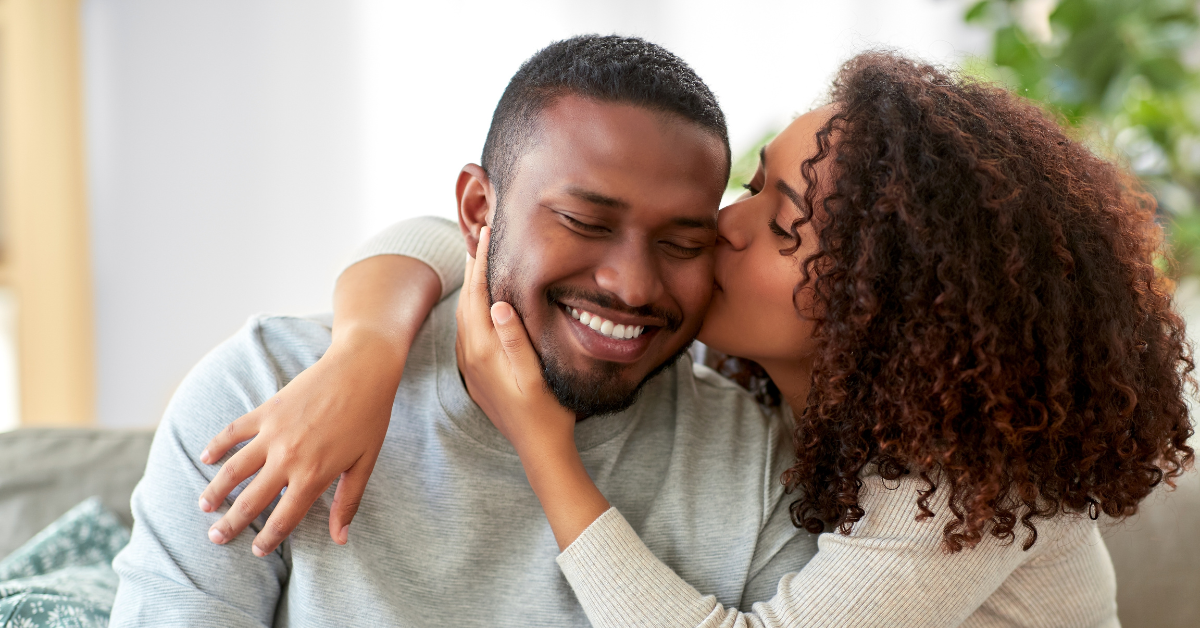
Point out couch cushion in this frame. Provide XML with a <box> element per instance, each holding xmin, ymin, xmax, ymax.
<box><xmin>0</xmin><ymin>497</ymin><xmax>130</xmax><ymax>627</ymax></box>
<box><xmin>0</xmin><ymin>429</ymin><xmax>153</xmax><ymax>559</ymax></box>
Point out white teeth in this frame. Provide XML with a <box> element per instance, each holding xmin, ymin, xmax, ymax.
<box><xmin>565</xmin><ymin>305</ymin><xmax>648</xmax><ymax>341</ymax></box>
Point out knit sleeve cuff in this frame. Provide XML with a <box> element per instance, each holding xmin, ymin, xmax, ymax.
<box><xmin>341</xmin><ymin>217</ymin><xmax>467</xmax><ymax>300</ymax></box>
<box><xmin>556</xmin><ymin>508</ymin><xmax>717</xmax><ymax>628</ymax></box>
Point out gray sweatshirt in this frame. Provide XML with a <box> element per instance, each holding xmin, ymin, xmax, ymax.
<box><xmin>110</xmin><ymin>289</ymin><xmax>816</xmax><ymax>627</ymax></box>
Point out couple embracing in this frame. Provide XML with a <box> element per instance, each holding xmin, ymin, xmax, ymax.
<box><xmin>110</xmin><ymin>35</ymin><xmax>1191</xmax><ymax>627</ymax></box>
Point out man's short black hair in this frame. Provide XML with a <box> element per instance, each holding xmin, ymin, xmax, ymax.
<box><xmin>481</xmin><ymin>35</ymin><xmax>731</xmax><ymax>204</ymax></box>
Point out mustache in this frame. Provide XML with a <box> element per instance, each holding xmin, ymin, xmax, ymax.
<box><xmin>544</xmin><ymin>285</ymin><xmax>683</xmax><ymax>333</ymax></box>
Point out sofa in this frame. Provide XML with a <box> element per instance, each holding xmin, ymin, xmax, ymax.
<box><xmin>0</xmin><ymin>429</ymin><xmax>154</xmax><ymax>560</ymax></box>
<box><xmin>1</xmin><ymin>427</ymin><xmax>1196</xmax><ymax>626</ymax></box>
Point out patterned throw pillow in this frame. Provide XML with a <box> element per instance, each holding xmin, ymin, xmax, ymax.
<box><xmin>0</xmin><ymin>497</ymin><xmax>131</xmax><ymax>628</ymax></box>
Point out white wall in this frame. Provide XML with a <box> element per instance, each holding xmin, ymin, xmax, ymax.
<box><xmin>83</xmin><ymin>0</ymin><xmax>364</xmax><ymax>427</ymax></box>
<box><xmin>82</xmin><ymin>0</ymin><xmax>985</xmax><ymax>427</ymax></box>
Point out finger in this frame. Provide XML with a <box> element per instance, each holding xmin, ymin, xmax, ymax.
<box><xmin>467</xmin><ymin>226</ymin><xmax>491</xmax><ymax>312</ymax></box>
<box><xmin>251</xmin><ymin>479</ymin><xmax>331</xmax><ymax>557</ymax></box>
<box><xmin>469</xmin><ymin>225</ymin><xmax>490</xmax><ymax>299</ymax></box>
<box><xmin>461</xmin><ymin>249</ymin><xmax>475</xmax><ymax>313</ymax></box>
<box><xmin>456</xmin><ymin>237</ymin><xmax>478</xmax><ymax>340</ymax></box>
<box><xmin>328</xmin><ymin>453</ymin><xmax>379</xmax><ymax>545</ymax></box>
<box><xmin>490</xmin><ymin>302</ymin><xmax>543</xmax><ymax>392</ymax></box>
<box><xmin>206</xmin><ymin>467</ymin><xmax>288</xmax><ymax>547</ymax></box>
<box><xmin>465</xmin><ymin>226</ymin><xmax>498</xmax><ymax>354</ymax></box>
<box><xmin>201</xmin><ymin>409</ymin><xmax>263</xmax><ymax>464</ymax></box>
<box><xmin>199</xmin><ymin>440</ymin><xmax>268</xmax><ymax>512</ymax></box>
<box><xmin>456</xmin><ymin>252</ymin><xmax>472</xmax><ymax>339</ymax></box>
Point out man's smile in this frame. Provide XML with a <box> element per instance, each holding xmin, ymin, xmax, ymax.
<box><xmin>569</xmin><ymin>306</ymin><xmax>645</xmax><ymax>339</ymax></box>
<box><xmin>556</xmin><ymin>302</ymin><xmax>660</xmax><ymax>364</ymax></box>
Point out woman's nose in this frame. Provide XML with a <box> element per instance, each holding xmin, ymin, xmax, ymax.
<box><xmin>717</xmin><ymin>199</ymin><xmax>751</xmax><ymax>251</ymax></box>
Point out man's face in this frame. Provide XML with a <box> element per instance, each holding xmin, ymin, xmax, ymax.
<box><xmin>486</xmin><ymin>95</ymin><xmax>726</xmax><ymax>417</ymax></box>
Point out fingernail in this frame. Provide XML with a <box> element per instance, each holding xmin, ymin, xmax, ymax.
<box><xmin>252</xmin><ymin>544</ymin><xmax>267</xmax><ymax>557</ymax></box>
<box><xmin>199</xmin><ymin>497</ymin><xmax>213</xmax><ymax>512</ymax></box>
<box><xmin>208</xmin><ymin>527</ymin><xmax>226</xmax><ymax>544</ymax></box>
<box><xmin>199</xmin><ymin>449</ymin><xmax>211</xmax><ymax>464</ymax></box>
<box><xmin>492</xmin><ymin>303</ymin><xmax>513</xmax><ymax>324</ymax></box>
<box><xmin>339</xmin><ymin>525</ymin><xmax>349</xmax><ymax>545</ymax></box>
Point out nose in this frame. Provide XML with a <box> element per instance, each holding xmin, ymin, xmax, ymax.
<box><xmin>716</xmin><ymin>199</ymin><xmax>751</xmax><ymax>251</ymax></box>
<box><xmin>594</xmin><ymin>241</ymin><xmax>664</xmax><ymax>307</ymax></box>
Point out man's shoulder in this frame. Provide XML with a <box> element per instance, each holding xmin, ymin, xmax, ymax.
<box><xmin>110</xmin><ymin>316</ymin><xmax>315</xmax><ymax>627</ymax></box>
<box><xmin>237</xmin><ymin>312</ymin><xmax>334</xmax><ymax>376</ymax></box>
<box><xmin>645</xmin><ymin>355</ymin><xmax>790</xmax><ymax>479</ymax></box>
<box><xmin>688</xmin><ymin>360</ymin><xmax>751</xmax><ymax>394</ymax></box>
<box><xmin>667</xmin><ymin>356</ymin><xmax>783</xmax><ymax>433</ymax></box>
<box><xmin>200</xmin><ymin>313</ymin><xmax>332</xmax><ymax>381</ymax></box>
<box><xmin>158</xmin><ymin>313</ymin><xmax>334</xmax><ymax>444</ymax></box>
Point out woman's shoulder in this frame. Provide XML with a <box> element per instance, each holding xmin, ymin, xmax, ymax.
<box><xmin>852</xmin><ymin>468</ymin><xmax>1100</xmax><ymax>556</ymax></box>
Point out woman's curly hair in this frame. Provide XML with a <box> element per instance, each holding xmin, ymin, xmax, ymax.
<box><xmin>778</xmin><ymin>52</ymin><xmax>1195</xmax><ymax>552</ymax></box>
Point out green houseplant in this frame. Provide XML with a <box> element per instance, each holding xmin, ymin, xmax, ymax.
<box><xmin>964</xmin><ymin>0</ymin><xmax>1200</xmax><ymax>275</ymax></box>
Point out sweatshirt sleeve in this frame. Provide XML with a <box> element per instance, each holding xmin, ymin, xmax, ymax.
<box><xmin>341</xmin><ymin>217</ymin><xmax>468</xmax><ymax>300</ymax></box>
<box><xmin>555</xmin><ymin>473</ymin><xmax>1101</xmax><ymax>628</ymax></box>
<box><xmin>110</xmin><ymin>317</ymin><xmax>302</xmax><ymax>627</ymax></box>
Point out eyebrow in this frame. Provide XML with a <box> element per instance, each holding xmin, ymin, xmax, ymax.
<box><xmin>567</xmin><ymin>187</ymin><xmax>629</xmax><ymax>209</ymax></box>
<box><xmin>672</xmin><ymin>215</ymin><xmax>718</xmax><ymax>230</ymax></box>
<box><xmin>776</xmin><ymin>179</ymin><xmax>805</xmax><ymax>213</ymax></box>
<box><xmin>761</xmin><ymin>144</ymin><xmax>806</xmax><ymax>214</ymax></box>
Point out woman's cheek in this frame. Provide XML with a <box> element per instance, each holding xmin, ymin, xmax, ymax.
<box><xmin>747</xmin><ymin>250</ymin><xmax>812</xmax><ymax>360</ymax></box>
<box><xmin>697</xmin><ymin>250</ymin><xmax>790</xmax><ymax>361</ymax></box>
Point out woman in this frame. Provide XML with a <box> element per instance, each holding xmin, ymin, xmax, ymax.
<box><xmin>200</xmin><ymin>53</ymin><xmax>1193</xmax><ymax>625</ymax></box>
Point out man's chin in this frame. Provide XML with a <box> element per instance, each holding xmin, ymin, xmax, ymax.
<box><xmin>539</xmin><ymin>341</ymin><xmax>693</xmax><ymax>418</ymax></box>
<box><xmin>540</xmin><ymin>358</ymin><xmax>644</xmax><ymax>418</ymax></box>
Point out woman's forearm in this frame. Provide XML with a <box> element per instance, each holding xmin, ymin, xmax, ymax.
<box><xmin>333</xmin><ymin>254</ymin><xmax>441</xmax><ymax>361</ymax></box>
<box><xmin>551</xmin><ymin>472</ymin><xmax>1073</xmax><ymax>628</ymax></box>
<box><xmin>516</xmin><ymin>438</ymin><xmax>610</xmax><ymax>551</ymax></box>
<box><xmin>333</xmin><ymin>215</ymin><xmax>465</xmax><ymax>361</ymax></box>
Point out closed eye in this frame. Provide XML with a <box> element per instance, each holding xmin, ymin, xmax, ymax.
<box><xmin>560</xmin><ymin>212</ymin><xmax>609</xmax><ymax>234</ymax></box>
<box><xmin>660</xmin><ymin>240</ymin><xmax>708</xmax><ymax>259</ymax></box>
<box><xmin>768</xmin><ymin>217</ymin><xmax>794</xmax><ymax>239</ymax></box>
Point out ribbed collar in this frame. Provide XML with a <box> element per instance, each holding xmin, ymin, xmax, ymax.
<box><xmin>431</xmin><ymin>291</ymin><xmax>645</xmax><ymax>454</ymax></box>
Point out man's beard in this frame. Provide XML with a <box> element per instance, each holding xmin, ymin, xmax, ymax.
<box><xmin>486</xmin><ymin>219</ymin><xmax>691</xmax><ymax>418</ymax></box>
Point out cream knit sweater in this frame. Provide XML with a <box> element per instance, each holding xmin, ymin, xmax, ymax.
<box><xmin>557</xmin><ymin>475</ymin><xmax>1117</xmax><ymax>628</ymax></box>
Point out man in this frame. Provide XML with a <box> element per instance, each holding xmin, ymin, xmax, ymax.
<box><xmin>111</xmin><ymin>35</ymin><xmax>815</xmax><ymax>627</ymax></box>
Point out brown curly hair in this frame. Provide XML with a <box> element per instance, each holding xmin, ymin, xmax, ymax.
<box><xmin>777</xmin><ymin>52</ymin><xmax>1195</xmax><ymax>552</ymax></box>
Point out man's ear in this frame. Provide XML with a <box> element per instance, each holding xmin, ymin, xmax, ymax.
<box><xmin>456</xmin><ymin>164</ymin><xmax>496</xmax><ymax>257</ymax></box>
